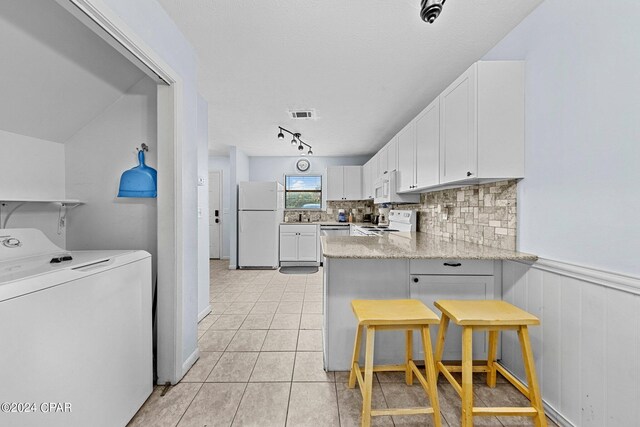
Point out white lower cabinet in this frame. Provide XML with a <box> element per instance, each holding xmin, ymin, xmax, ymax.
<box><xmin>408</xmin><ymin>260</ymin><xmax>498</xmax><ymax>360</ymax></box>
<box><xmin>279</xmin><ymin>224</ymin><xmax>318</xmax><ymax>263</ymax></box>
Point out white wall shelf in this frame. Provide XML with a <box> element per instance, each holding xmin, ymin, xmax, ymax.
<box><xmin>0</xmin><ymin>199</ymin><xmax>84</xmax><ymax>229</ymax></box>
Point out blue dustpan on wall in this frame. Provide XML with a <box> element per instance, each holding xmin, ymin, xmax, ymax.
<box><xmin>118</xmin><ymin>149</ymin><xmax>157</xmax><ymax>198</ymax></box>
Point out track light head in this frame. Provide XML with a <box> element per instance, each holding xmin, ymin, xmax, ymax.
<box><xmin>291</xmin><ymin>138</ymin><xmax>297</xmax><ymax>145</ymax></box>
<box><xmin>420</xmin><ymin>0</ymin><xmax>445</xmax><ymax>24</ymax></box>
<box><xmin>277</xmin><ymin>129</ymin><xmax>284</xmax><ymax>139</ymax></box>
<box><xmin>298</xmin><ymin>144</ymin><xmax>304</xmax><ymax>151</ymax></box>
<box><xmin>308</xmin><ymin>149</ymin><xmax>313</xmax><ymax>156</ymax></box>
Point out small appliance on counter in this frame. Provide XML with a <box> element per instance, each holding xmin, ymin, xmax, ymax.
<box><xmin>378</xmin><ymin>206</ymin><xmax>390</xmax><ymax>226</ymax></box>
<box><xmin>363</xmin><ymin>213</ymin><xmax>372</xmax><ymax>223</ymax></box>
<box><xmin>337</xmin><ymin>209</ymin><xmax>347</xmax><ymax>222</ymax></box>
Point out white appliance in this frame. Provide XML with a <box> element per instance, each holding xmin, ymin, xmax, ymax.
<box><xmin>238</xmin><ymin>181</ymin><xmax>284</xmax><ymax>268</ymax></box>
<box><xmin>374</xmin><ymin>171</ymin><xmax>420</xmax><ymax>205</ymax></box>
<box><xmin>319</xmin><ymin>224</ymin><xmax>351</xmax><ymax>237</ymax></box>
<box><xmin>0</xmin><ymin>228</ymin><xmax>152</xmax><ymax>427</ymax></box>
<box><xmin>351</xmin><ymin>210</ymin><xmax>416</xmax><ymax>236</ymax></box>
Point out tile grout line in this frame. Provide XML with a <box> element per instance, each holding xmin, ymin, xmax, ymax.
<box><xmin>173</xmin><ymin>381</ymin><xmax>205</xmax><ymax>427</ymax></box>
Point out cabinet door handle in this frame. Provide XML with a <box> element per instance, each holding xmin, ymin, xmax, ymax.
<box><xmin>443</xmin><ymin>262</ymin><xmax>462</xmax><ymax>267</ymax></box>
<box><xmin>412</xmin><ymin>277</ymin><xmax>419</xmax><ymax>283</ymax></box>
<box><xmin>467</xmin><ymin>171</ymin><xmax>472</xmax><ymax>177</ymax></box>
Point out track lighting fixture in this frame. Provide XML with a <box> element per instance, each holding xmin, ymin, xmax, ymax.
<box><xmin>420</xmin><ymin>0</ymin><xmax>446</xmax><ymax>24</ymax></box>
<box><xmin>276</xmin><ymin>126</ymin><xmax>314</xmax><ymax>155</ymax></box>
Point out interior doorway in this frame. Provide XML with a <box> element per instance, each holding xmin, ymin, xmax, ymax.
<box><xmin>209</xmin><ymin>170</ymin><xmax>222</xmax><ymax>259</ymax></box>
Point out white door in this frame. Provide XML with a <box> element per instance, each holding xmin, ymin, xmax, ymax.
<box><xmin>343</xmin><ymin>166</ymin><xmax>362</xmax><ymax>200</ymax></box>
<box><xmin>297</xmin><ymin>232</ymin><xmax>318</xmax><ymax>261</ymax></box>
<box><xmin>238</xmin><ymin>210</ymin><xmax>279</xmax><ymax>268</ymax></box>
<box><xmin>415</xmin><ymin>98</ymin><xmax>440</xmax><ymax>189</ymax></box>
<box><xmin>387</xmin><ymin>137</ymin><xmax>398</xmax><ymax>172</ymax></box>
<box><xmin>209</xmin><ymin>171</ymin><xmax>222</xmax><ymax>259</ymax></box>
<box><xmin>279</xmin><ymin>232</ymin><xmax>298</xmax><ymax>262</ymax></box>
<box><xmin>440</xmin><ymin>63</ymin><xmax>477</xmax><ymax>184</ymax></box>
<box><xmin>326</xmin><ymin>167</ymin><xmax>344</xmax><ymax>201</ymax></box>
<box><xmin>397</xmin><ymin>122</ymin><xmax>416</xmax><ymax>192</ymax></box>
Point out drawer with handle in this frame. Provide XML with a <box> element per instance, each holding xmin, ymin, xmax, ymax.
<box><xmin>409</xmin><ymin>259</ymin><xmax>495</xmax><ymax>276</ymax></box>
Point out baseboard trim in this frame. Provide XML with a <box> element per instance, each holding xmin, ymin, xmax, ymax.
<box><xmin>514</xmin><ymin>257</ymin><xmax>640</xmax><ymax>296</ymax></box>
<box><xmin>181</xmin><ymin>348</ymin><xmax>200</xmax><ymax>380</ymax></box>
<box><xmin>198</xmin><ymin>305</ymin><xmax>211</xmax><ymax>322</ymax></box>
<box><xmin>228</xmin><ymin>264</ymin><xmax>237</xmax><ymax>270</ymax></box>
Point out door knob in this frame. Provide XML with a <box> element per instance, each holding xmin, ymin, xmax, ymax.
<box><xmin>412</xmin><ymin>277</ymin><xmax>419</xmax><ymax>283</ymax></box>
<box><xmin>215</xmin><ymin>219</ymin><xmax>219</xmax><ymax>223</ymax></box>
<box><xmin>467</xmin><ymin>171</ymin><xmax>472</xmax><ymax>177</ymax></box>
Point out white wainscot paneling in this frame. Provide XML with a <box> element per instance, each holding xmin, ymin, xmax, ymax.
<box><xmin>502</xmin><ymin>260</ymin><xmax>640</xmax><ymax>427</ymax></box>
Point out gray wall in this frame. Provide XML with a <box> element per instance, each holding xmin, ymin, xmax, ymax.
<box><xmin>66</xmin><ymin>77</ymin><xmax>158</xmax><ymax>281</ymax></box>
<box><xmin>0</xmin><ymin>130</ymin><xmax>66</xmax><ymax>247</ymax></box>
<box><xmin>196</xmin><ymin>95</ymin><xmax>210</xmax><ymax>320</ymax></box>
<box><xmin>483</xmin><ymin>0</ymin><xmax>640</xmax><ymax>276</ymax></box>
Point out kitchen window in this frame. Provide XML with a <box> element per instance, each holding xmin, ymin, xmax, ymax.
<box><xmin>285</xmin><ymin>175</ymin><xmax>322</xmax><ymax>209</ymax></box>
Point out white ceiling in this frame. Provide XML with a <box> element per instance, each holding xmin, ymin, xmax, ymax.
<box><xmin>0</xmin><ymin>0</ymin><xmax>145</xmax><ymax>143</ymax></box>
<box><xmin>158</xmin><ymin>0</ymin><xmax>543</xmax><ymax>157</ymax></box>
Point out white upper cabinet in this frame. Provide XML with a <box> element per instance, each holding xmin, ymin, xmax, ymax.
<box><xmin>326</xmin><ymin>167</ymin><xmax>345</xmax><ymax>201</ymax></box>
<box><xmin>415</xmin><ymin>97</ymin><xmax>440</xmax><ymax>189</ymax></box>
<box><xmin>378</xmin><ymin>145</ymin><xmax>389</xmax><ymax>176</ymax></box>
<box><xmin>387</xmin><ymin>137</ymin><xmax>398</xmax><ymax>173</ymax></box>
<box><xmin>326</xmin><ymin>166</ymin><xmax>362</xmax><ymax>201</ymax></box>
<box><xmin>440</xmin><ymin>61</ymin><xmax>524</xmax><ymax>185</ymax></box>
<box><xmin>362</xmin><ymin>160</ymin><xmax>374</xmax><ymax>200</ymax></box>
<box><xmin>397</xmin><ymin>122</ymin><xmax>416</xmax><ymax>192</ymax></box>
<box><xmin>343</xmin><ymin>166</ymin><xmax>363</xmax><ymax>200</ymax></box>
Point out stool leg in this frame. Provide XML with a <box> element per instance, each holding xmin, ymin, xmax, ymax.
<box><xmin>434</xmin><ymin>315</ymin><xmax>450</xmax><ymax>380</ymax></box>
<box><xmin>405</xmin><ymin>330</ymin><xmax>414</xmax><ymax>385</ymax></box>
<box><xmin>361</xmin><ymin>326</ymin><xmax>376</xmax><ymax>427</ymax></box>
<box><xmin>486</xmin><ymin>330</ymin><xmax>499</xmax><ymax>388</ymax></box>
<box><xmin>517</xmin><ymin>326</ymin><xmax>547</xmax><ymax>427</ymax></box>
<box><xmin>461</xmin><ymin>326</ymin><xmax>474</xmax><ymax>427</ymax></box>
<box><xmin>348</xmin><ymin>324</ymin><xmax>363</xmax><ymax>389</ymax></box>
<box><xmin>421</xmin><ymin>326</ymin><xmax>442</xmax><ymax>427</ymax></box>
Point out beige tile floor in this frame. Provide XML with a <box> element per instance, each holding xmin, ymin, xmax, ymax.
<box><xmin>129</xmin><ymin>260</ymin><xmax>558</xmax><ymax>427</ymax></box>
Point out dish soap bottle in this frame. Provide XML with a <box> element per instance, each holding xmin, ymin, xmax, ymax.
<box><xmin>348</xmin><ymin>211</ymin><xmax>353</xmax><ymax>223</ymax></box>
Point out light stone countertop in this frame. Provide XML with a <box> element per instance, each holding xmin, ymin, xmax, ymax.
<box><xmin>280</xmin><ymin>221</ymin><xmax>371</xmax><ymax>226</ymax></box>
<box><xmin>320</xmin><ymin>232</ymin><xmax>538</xmax><ymax>261</ymax></box>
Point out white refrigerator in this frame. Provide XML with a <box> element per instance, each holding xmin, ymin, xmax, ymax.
<box><xmin>238</xmin><ymin>181</ymin><xmax>284</xmax><ymax>268</ymax></box>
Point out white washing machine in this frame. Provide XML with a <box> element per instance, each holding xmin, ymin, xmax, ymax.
<box><xmin>0</xmin><ymin>228</ymin><xmax>153</xmax><ymax>427</ymax></box>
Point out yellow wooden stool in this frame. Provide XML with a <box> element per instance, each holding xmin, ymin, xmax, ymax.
<box><xmin>433</xmin><ymin>300</ymin><xmax>547</xmax><ymax>427</ymax></box>
<box><xmin>348</xmin><ymin>299</ymin><xmax>442</xmax><ymax>427</ymax></box>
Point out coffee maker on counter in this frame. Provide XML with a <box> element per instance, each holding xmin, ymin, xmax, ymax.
<box><xmin>378</xmin><ymin>205</ymin><xmax>390</xmax><ymax>226</ymax></box>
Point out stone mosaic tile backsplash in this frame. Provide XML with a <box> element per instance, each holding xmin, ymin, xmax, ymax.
<box><xmin>283</xmin><ymin>200</ymin><xmax>375</xmax><ymax>223</ymax></box>
<box><xmin>397</xmin><ymin>180</ymin><xmax>518</xmax><ymax>250</ymax></box>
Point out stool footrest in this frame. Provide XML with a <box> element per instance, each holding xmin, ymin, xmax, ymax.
<box><xmin>441</xmin><ymin>364</ymin><xmax>490</xmax><ymax>373</ymax></box>
<box><xmin>495</xmin><ymin>362</ymin><xmax>530</xmax><ymax>398</ymax></box>
<box><xmin>473</xmin><ymin>407</ymin><xmax>538</xmax><ymax>417</ymax></box>
<box><xmin>437</xmin><ymin>361</ymin><xmax>462</xmax><ymax>396</ymax></box>
<box><xmin>358</xmin><ymin>364</ymin><xmax>407</xmax><ymax>373</ymax></box>
<box><xmin>372</xmin><ymin>407</ymin><xmax>435</xmax><ymax>417</ymax></box>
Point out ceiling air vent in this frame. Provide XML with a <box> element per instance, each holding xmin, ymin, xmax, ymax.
<box><xmin>289</xmin><ymin>109</ymin><xmax>316</xmax><ymax>120</ymax></box>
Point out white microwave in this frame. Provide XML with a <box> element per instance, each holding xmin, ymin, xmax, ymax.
<box><xmin>374</xmin><ymin>171</ymin><xmax>420</xmax><ymax>205</ymax></box>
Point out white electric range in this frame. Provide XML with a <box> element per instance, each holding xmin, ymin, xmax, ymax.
<box><xmin>351</xmin><ymin>210</ymin><xmax>416</xmax><ymax>236</ymax></box>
